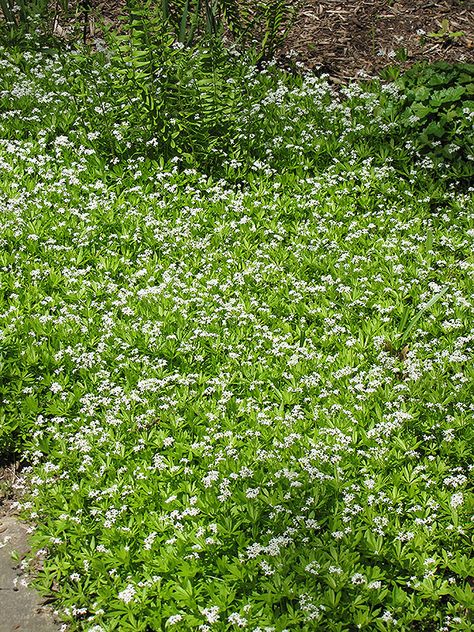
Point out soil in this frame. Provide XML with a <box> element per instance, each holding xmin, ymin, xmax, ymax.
<box><xmin>0</xmin><ymin>460</ymin><xmax>21</xmax><ymax>518</ymax></box>
<box><xmin>282</xmin><ymin>0</ymin><xmax>474</xmax><ymax>80</ymax></box>
<box><xmin>78</xmin><ymin>0</ymin><xmax>474</xmax><ymax>81</ymax></box>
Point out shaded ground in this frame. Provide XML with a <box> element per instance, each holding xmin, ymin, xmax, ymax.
<box><xmin>81</xmin><ymin>0</ymin><xmax>474</xmax><ymax>80</ymax></box>
<box><xmin>0</xmin><ymin>463</ymin><xmax>59</xmax><ymax>632</ymax></box>
<box><xmin>0</xmin><ymin>515</ymin><xmax>59</xmax><ymax>632</ymax></box>
<box><xmin>282</xmin><ymin>0</ymin><xmax>474</xmax><ymax>79</ymax></box>
<box><xmin>0</xmin><ymin>460</ymin><xmax>19</xmax><ymax>520</ymax></box>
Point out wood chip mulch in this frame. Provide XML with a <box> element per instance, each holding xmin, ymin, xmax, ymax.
<box><xmin>282</xmin><ymin>0</ymin><xmax>474</xmax><ymax>80</ymax></box>
<box><xmin>64</xmin><ymin>1</ymin><xmax>474</xmax><ymax>81</ymax></box>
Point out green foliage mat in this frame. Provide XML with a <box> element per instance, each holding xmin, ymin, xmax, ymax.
<box><xmin>0</xmin><ymin>40</ymin><xmax>473</xmax><ymax>632</ymax></box>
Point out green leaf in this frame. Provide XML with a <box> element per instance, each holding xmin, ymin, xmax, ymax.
<box><xmin>400</xmin><ymin>286</ymin><xmax>449</xmax><ymax>344</ymax></box>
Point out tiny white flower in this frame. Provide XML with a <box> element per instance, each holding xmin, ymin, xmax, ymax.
<box><xmin>228</xmin><ymin>612</ymin><xmax>248</xmax><ymax>627</ymax></box>
<box><xmin>118</xmin><ymin>584</ymin><xmax>136</xmax><ymax>604</ymax></box>
<box><xmin>368</xmin><ymin>580</ymin><xmax>382</xmax><ymax>589</ymax></box>
<box><xmin>202</xmin><ymin>606</ymin><xmax>220</xmax><ymax>623</ymax></box>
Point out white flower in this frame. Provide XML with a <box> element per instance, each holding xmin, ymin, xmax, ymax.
<box><xmin>246</xmin><ymin>543</ymin><xmax>262</xmax><ymax>558</ymax></box>
<box><xmin>368</xmin><ymin>580</ymin><xmax>382</xmax><ymax>589</ymax></box>
<box><xmin>304</xmin><ymin>561</ymin><xmax>320</xmax><ymax>575</ymax></box>
<box><xmin>381</xmin><ymin>610</ymin><xmax>397</xmax><ymax>624</ymax></box>
<box><xmin>259</xmin><ymin>560</ymin><xmax>275</xmax><ymax>576</ymax></box>
<box><xmin>167</xmin><ymin>614</ymin><xmax>183</xmax><ymax>625</ymax></box>
<box><xmin>118</xmin><ymin>584</ymin><xmax>136</xmax><ymax>604</ymax></box>
<box><xmin>202</xmin><ymin>470</ymin><xmax>219</xmax><ymax>487</ymax></box>
<box><xmin>202</xmin><ymin>606</ymin><xmax>220</xmax><ymax>623</ymax></box>
<box><xmin>228</xmin><ymin>612</ymin><xmax>248</xmax><ymax>627</ymax></box>
<box><xmin>328</xmin><ymin>565</ymin><xmax>343</xmax><ymax>574</ymax></box>
<box><xmin>144</xmin><ymin>532</ymin><xmax>157</xmax><ymax>550</ymax></box>
<box><xmin>450</xmin><ymin>492</ymin><xmax>463</xmax><ymax>509</ymax></box>
<box><xmin>245</xmin><ymin>487</ymin><xmax>260</xmax><ymax>498</ymax></box>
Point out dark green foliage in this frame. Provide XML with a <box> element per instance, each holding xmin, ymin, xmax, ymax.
<box><xmin>251</xmin><ymin>0</ymin><xmax>301</xmax><ymax>61</ymax></box>
<box><xmin>68</xmin><ymin>31</ymin><xmax>250</xmax><ymax>172</ymax></box>
<box><xmin>383</xmin><ymin>62</ymin><xmax>474</xmax><ymax>181</ymax></box>
<box><xmin>0</xmin><ymin>0</ymin><xmax>49</xmax><ymax>25</ymax></box>
<box><xmin>141</xmin><ymin>0</ymin><xmax>299</xmax><ymax>58</ymax></box>
<box><xmin>0</xmin><ymin>0</ymin><xmax>70</xmax><ymax>29</ymax></box>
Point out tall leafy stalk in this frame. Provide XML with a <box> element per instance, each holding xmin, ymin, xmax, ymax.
<box><xmin>149</xmin><ymin>0</ymin><xmax>298</xmax><ymax>56</ymax></box>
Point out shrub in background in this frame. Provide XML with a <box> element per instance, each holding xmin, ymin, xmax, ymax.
<box><xmin>380</xmin><ymin>61</ymin><xmax>474</xmax><ymax>182</ymax></box>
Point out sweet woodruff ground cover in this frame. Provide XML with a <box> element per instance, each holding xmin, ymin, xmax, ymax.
<box><xmin>0</xmin><ymin>39</ymin><xmax>473</xmax><ymax>632</ymax></box>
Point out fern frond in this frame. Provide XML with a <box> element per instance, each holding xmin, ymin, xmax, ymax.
<box><xmin>217</xmin><ymin>0</ymin><xmax>242</xmax><ymax>34</ymax></box>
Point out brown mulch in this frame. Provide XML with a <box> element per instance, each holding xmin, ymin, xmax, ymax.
<box><xmin>61</xmin><ymin>1</ymin><xmax>474</xmax><ymax>80</ymax></box>
<box><xmin>282</xmin><ymin>0</ymin><xmax>474</xmax><ymax>80</ymax></box>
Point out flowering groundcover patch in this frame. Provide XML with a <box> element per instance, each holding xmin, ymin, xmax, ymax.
<box><xmin>0</xmin><ymin>42</ymin><xmax>473</xmax><ymax>631</ymax></box>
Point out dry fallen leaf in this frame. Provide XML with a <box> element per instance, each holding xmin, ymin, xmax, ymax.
<box><xmin>398</xmin><ymin>345</ymin><xmax>409</xmax><ymax>362</ymax></box>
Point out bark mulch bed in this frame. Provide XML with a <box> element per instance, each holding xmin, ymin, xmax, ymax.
<box><xmin>282</xmin><ymin>0</ymin><xmax>474</xmax><ymax>80</ymax></box>
<box><xmin>83</xmin><ymin>0</ymin><xmax>474</xmax><ymax>81</ymax></box>
<box><xmin>64</xmin><ymin>1</ymin><xmax>474</xmax><ymax>81</ymax></box>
